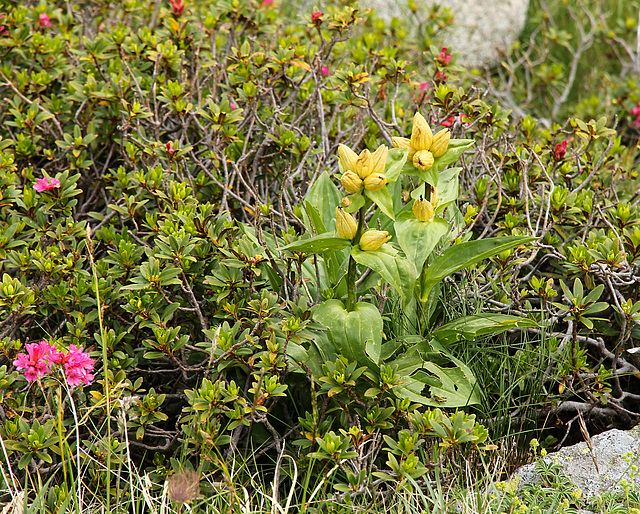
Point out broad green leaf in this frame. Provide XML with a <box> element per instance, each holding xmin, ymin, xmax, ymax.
<box><xmin>343</xmin><ymin>193</ymin><xmax>365</xmax><ymax>213</ymax></box>
<box><xmin>388</xmin><ymin>338</ymin><xmax>480</xmax><ymax>407</ymax></box>
<box><xmin>351</xmin><ymin>245</ymin><xmax>416</xmax><ymax>304</ymax></box>
<box><xmin>364</xmin><ymin>186</ymin><xmax>395</xmax><ymax>220</ymax></box>
<box><xmin>280</xmin><ymin>232</ymin><xmax>350</xmax><ymax>253</ymax></box>
<box><xmin>395</xmin><ymin>217</ymin><xmax>450</xmax><ymax>271</ymax></box>
<box><xmin>385</xmin><ymin>147</ymin><xmax>408</xmax><ymax>182</ymax></box>
<box><xmin>313</xmin><ymin>299</ymin><xmax>383</xmax><ymax>367</ymax></box>
<box><xmin>434</xmin><ymin>167</ymin><xmax>461</xmax><ymax>214</ymax></box>
<box><xmin>432</xmin><ymin>314</ymin><xmax>538</xmax><ymax>345</ymax></box>
<box><xmin>305</xmin><ymin>171</ymin><xmax>342</xmax><ymax>231</ymax></box>
<box><xmin>420</xmin><ymin>236</ymin><xmax>536</xmax><ymax>301</ymax></box>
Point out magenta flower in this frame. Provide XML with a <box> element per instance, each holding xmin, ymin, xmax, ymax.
<box><xmin>34</xmin><ymin>177</ymin><xmax>61</xmax><ymax>192</ymax></box>
<box><xmin>311</xmin><ymin>11</ymin><xmax>322</xmax><ymax>23</ymax></box>
<box><xmin>13</xmin><ymin>341</ymin><xmax>58</xmax><ymax>382</ymax></box>
<box><xmin>321</xmin><ymin>66</ymin><xmax>329</xmax><ymax>76</ymax></box>
<box><xmin>39</xmin><ymin>13</ymin><xmax>51</xmax><ymax>28</ymax></box>
<box><xmin>166</xmin><ymin>142</ymin><xmax>176</xmax><ymax>155</ymax></box>
<box><xmin>554</xmin><ymin>140</ymin><xmax>568</xmax><ymax>160</ymax></box>
<box><xmin>0</xmin><ymin>14</ymin><xmax>6</xmax><ymax>34</ymax></box>
<box><xmin>262</xmin><ymin>0</ymin><xmax>274</xmax><ymax>6</ymax></box>
<box><xmin>170</xmin><ymin>0</ymin><xmax>185</xmax><ymax>17</ymax></box>
<box><xmin>50</xmin><ymin>345</ymin><xmax>95</xmax><ymax>386</ymax></box>
<box><xmin>419</xmin><ymin>81</ymin><xmax>429</xmax><ymax>92</ymax></box>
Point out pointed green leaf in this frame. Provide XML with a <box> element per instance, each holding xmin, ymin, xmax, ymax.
<box><xmin>432</xmin><ymin>314</ymin><xmax>539</xmax><ymax>344</ymax></box>
<box><xmin>364</xmin><ymin>186</ymin><xmax>395</xmax><ymax>220</ymax></box>
<box><xmin>280</xmin><ymin>232</ymin><xmax>350</xmax><ymax>253</ymax></box>
<box><xmin>305</xmin><ymin>171</ymin><xmax>342</xmax><ymax>231</ymax></box>
<box><xmin>420</xmin><ymin>236</ymin><xmax>536</xmax><ymax>301</ymax></box>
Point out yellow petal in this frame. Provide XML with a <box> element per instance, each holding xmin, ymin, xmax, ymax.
<box><xmin>355</xmin><ymin>149</ymin><xmax>372</xmax><ymax>179</ymax></box>
<box><xmin>410</xmin><ymin>112</ymin><xmax>433</xmax><ymax>151</ymax></box>
<box><xmin>338</xmin><ymin>144</ymin><xmax>358</xmax><ymax>172</ymax></box>
<box><xmin>370</xmin><ymin>145</ymin><xmax>388</xmax><ymax>175</ymax></box>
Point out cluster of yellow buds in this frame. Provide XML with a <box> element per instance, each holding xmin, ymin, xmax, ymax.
<box><xmin>338</xmin><ymin>144</ymin><xmax>388</xmax><ymax>193</ymax></box>
<box><xmin>392</xmin><ymin>112</ymin><xmax>450</xmax><ymax>171</ymax></box>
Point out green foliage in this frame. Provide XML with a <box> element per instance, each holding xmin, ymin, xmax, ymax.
<box><xmin>0</xmin><ymin>0</ymin><xmax>639</xmax><ymax>511</ymax></box>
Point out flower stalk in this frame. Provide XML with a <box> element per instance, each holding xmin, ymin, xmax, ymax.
<box><xmin>346</xmin><ymin>206</ymin><xmax>366</xmax><ymax>311</ymax></box>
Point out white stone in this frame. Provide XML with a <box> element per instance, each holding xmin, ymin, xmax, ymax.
<box><xmin>512</xmin><ymin>426</ymin><xmax>640</xmax><ymax>501</ymax></box>
<box><xmin>362</xmin><ymin>0</ymin><xmax>530</xmax><ymax>67</ymax></box>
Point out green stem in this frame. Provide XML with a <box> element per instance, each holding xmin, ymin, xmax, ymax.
<box><xmin>346</xmin><ymin>206</ymin><xmax>366</xmax><ymax>311</ymax></box>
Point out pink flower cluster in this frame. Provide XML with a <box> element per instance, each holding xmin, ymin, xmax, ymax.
<box><xmin>554</xmin><ymin>140</ymin><xmax>568</xmax><ymax>160</ymax></box>
<box><xmin>437</xmin><ymin>47</ymin><xmax>452</xmax><ymax>66</ymax></box>
<box><xmin>311</xmin><ymin>11</ymin><xmax>322</xmax><ymax>23</ymax></box>
<box><xmin>170</xmin><ymin>0</ymin><xmax>185</xmax><ymax>17</ymax></box>
<box><xmin>13</xmin><ymin>341</ymin><xmax>95</xmax><ymax>386</ymax></box>
<box><xmin>631</xmin><ymin>103</ymin><xmax>640</xmax><ymax>129</ymax></box>
<box><xmin>34</xmin><ymin>177</ymin><xmax>61</xmax><ymax>192</ymax></box>
<box><xmin>39</xmin><ymin>13</ymin><xmax>51</xmax><ymax>29</ymax></box>
<box><xmin>0</xmin><ymin>14</ymin><xmax>6</xmax><ymax>35</ymax></box>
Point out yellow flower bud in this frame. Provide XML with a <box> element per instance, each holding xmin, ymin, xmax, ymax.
<box><xmin>410</xmin><ymin>112</ymin><xmax>433</xmax><ymax>151</ymax></box>
<box><xmin>391</xmin><ymin>137</ymin><xmax>411</xmax><ymax>149</ymax></box>
<box><xmin>363</xmin><ymin>173</ymin><xmax>387</xmax><ymax>192</ymax></box>
<box><xmin>340</xmin><ymin>196</ymin><xmax>351</xmax><ymax>207</ymax></box>
<box><xmin>430</xmin><ymin>129</ymin><xmax>451</xmax><ymax>158</ymax></box>
<box><xmin>413</xmin><ymin>150</ymin><xmax>434</xmax><ymax>171</ymax></box>
<box><xmin>338</xmin><ymin>144</ymin><xmax>358</xmax><ymax>172</ymax></box>
<box><xmin>336</xmin><ymin>207</ymin><xmax>358</xmax><ymax>240</ymax></box>
<box><xmin>340</xmin><ymin>170</ymin><xmax>363</xmax><ymax>193</ymax></box>
<box><xmin>370</xmin><ymin>145</ymin><xmax>388</xmax><ymax>175</ymax></box>
<box><xmin>359</xmin><ymin>230</ymin><xmax>391</xmax><ymax>251</ymax></box>
<box><xmin>355</xmin><ymin>149</ymin><xmax>372</xmax><ymax>179</ymax></box>
<box><xmin>412</xmin><ymin>197</ymin><xmax>435</xmax><ymax>222</ymax></box>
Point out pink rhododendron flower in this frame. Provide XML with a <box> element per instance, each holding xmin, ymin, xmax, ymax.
<box><xmin>631</xmin><ymin>103</ymin><xmax>640</xmax><ymax>128</ymax></box>
<box><xmin>321</xmin><ymin>66</ymin><xmax>329</xmax><ymax>76</ymax></box>
<box><xmin>39</xmin><ymin>13</ymin><xmax>51</xmax><ymax>28</ymax></box>
<box><xmin>230</xmin><ymin>100</ymin><xmax>237</xmax><ymax>111</ymax></box>
<box><xmin>34</xmin><ymin>177</ymin><xmax>61</xmax><ymax>192</ymax></box>
<box><xmin>554</xmin><ymin>140</ymin><xmax>568</xmax><ymax>160</ymax></box>
<box><xmin>419</xmin><ymin>81</ymin><xmax>429</xmax><ymax>91</ymax></box>
<box><xmin>311</xmin><ymin>11</ymin><xmax>322</xmax><ymax>23</ymax></box>
<box><xmin>170</xmin><ymin>0</ymin><xmax>185</xmax><ymax>17</ymax></box>
<box><xmin>441</xmin><ymin>116</ymin><xmax>456</xmax><ymax>128</ymax></box>
<box><xmin>437</xmin><ymin>47</ymin><xmax>452</xmax><ymax>66</ymax></box>
<box><xmin>0</xmin><ymin>14</ymin><xmax>6</xmax><ymax>34</ymax></box>
<box><xmin>262</xmin><ymin>0</ymin><xmax>274</xmax><ymax>6</ymax></box>
<box><xmin>50</xmin><ymin>345</ymin><xmax>95</xmax><ymax>386</ymax></box>
<box><xmin>13</xmin><ymin>341</ymin><xmax>58</xmax><ymax>382</ymax></box>
<box><xmin>166</xmin><ymin>142</ymin><xmax>176</xmax><ymax>155</ymax></box>
<box><xmin>435</xmin><ymin>70</ymin><xmax>447</xmax><ymax>83</ymax></box>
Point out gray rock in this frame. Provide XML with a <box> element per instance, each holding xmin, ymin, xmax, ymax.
<box><xmin>512</xmin><ymin>426</ymin><xmax>640</xmax><ymax>501</ymax></box>
<box><xmin>362</xmin><ymin>0</ymin><xmax>530</xmax><ymax>67</ymax></box>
